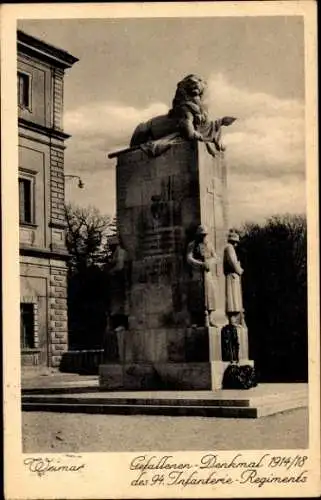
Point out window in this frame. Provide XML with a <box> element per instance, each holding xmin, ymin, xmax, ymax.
<box><xmin>19</xmin><ymin>177</ymin><xmax>34</xmax><ymax>224</ymax></box>
<box><xmin>20</xmin><ymin>303</ymin><xmax>35</xmax><ymax>349</ymax></box>
<box><xmin>17</xmin><ymin>71</ymin><xmax>31</xmax><ymax>109</ymax></box>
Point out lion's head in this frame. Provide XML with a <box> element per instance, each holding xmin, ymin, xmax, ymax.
<box><xmin>169</xmin><ymin>74</ymin><xmax>208</xmax><ymax>115</ymax></box>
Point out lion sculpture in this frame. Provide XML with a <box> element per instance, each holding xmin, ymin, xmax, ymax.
<box><xmin>130</xmin><ymin>74</ymin><xmax>236</xmax><ymax>156</ymax></box>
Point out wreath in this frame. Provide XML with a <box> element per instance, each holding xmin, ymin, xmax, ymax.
<box><xmin>222</xmin><ymin>363</ymin><xmax>257</xmax><ymax>390</ymax></box>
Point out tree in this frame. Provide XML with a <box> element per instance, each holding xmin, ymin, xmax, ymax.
<box><xmin>65</xmin><ymin>204</ymin><xmax>115</xmax><ymax>273</ymax></box>
<box><xmin>238</xmin><ymin>214</ymin><xmax>307</xmax><ymax>382</ymax></box>
<box><xmin>64</xmin><ymin>204</ymin><xmax>116</xmax><ymax>349</ymax></box>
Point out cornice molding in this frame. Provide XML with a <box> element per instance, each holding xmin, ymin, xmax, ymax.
<box><xmin>18</xmin><ymin>30</ymin><xmax>79</xmax><ymax>69</ymax></box>
<box><xmin>20</xmin><ymin>245</ymin><xmax>70</xmax><ymax>261</ymax></box>
<box><xmin>18</xmin><ymin>118</ymin><xmax>71</xmax><ymax>141</ymax></box>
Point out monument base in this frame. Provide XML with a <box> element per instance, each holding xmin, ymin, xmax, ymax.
<box><xmin>99</xmin><ymin>359</ymin><xmax>254</xmax><ymax>391</ymax></box>
<box><xmin>100</xmin><ymin>324</ymin><xmax>253</xmax><ymax>391</ymax></box>
<box><xmin>99</xmin><ymin>362</ymin><xmax>211</xmax><ymax>390</ymax></box>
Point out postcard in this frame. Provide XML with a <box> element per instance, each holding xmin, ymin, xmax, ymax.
<box><xmin>2</xmin><ymin>1</ymin><xmax>320</xmax><ymax>498</ymax></box>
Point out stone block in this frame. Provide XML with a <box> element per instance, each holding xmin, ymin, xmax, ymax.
<box><xmin>54</xmin><ymin>321</ymin><xmax>66</xmax><ymax>328</ymax></box>
<box><xmin>208</xmin><ymin>326</ymin><xmax>223</xmax><ymax>362</ymax></box>
<box><xmin>99</xmin><ymin>364</ymin><xmax>124</xmax><ymax>390</ymax></box>
<box><xmin>55</xmin><ymin>297</ymin><xmax>67</xmax><ymax>304</ymax></box>
<box><xmin>126</xmin><ymin>331</ymin><xmax>143</xmax><ymax>363</ymax></box>
<box><xmin>115</xmin><ymin>329</ymin><xmax>126</xmax><ymax>362</ymax></box>
<box><xmin>99</xmin><ymin>360</ymin><xmax>215</xmax><ymax>390</ymax></box>
<box><xmin>144</xmin><ymin>284</ymin><xmax>172</xmax><ymax>315</ymax></box>
<box><xmin>154</xmin><ymin>362</ymin><xmax>211</xmax><ymax>390</ymax></box>
<box><xmin>166</xmin><ymin>328</ymin><xmax>185</xmax><ymax>362</ymax></box>
<box><xmin>185</xmin><ymin>327</ymin><xmax>210</xmax><ymax>362</ymax></box>
<box><xmin>124</xmin><ymin>329</ymin><xmax>163</xmax><ymax>363</ymax></box>
<box><xmin>52</xmin><ymin>303</ymin><xmax>67</xmax><ymax>310</ymax></box>
<box><xmin>237</xmin><ymin>325</ymin><xmax>249</xmax><ymax>360</ymax></box>
<box><xmin>50</xmin><ymin>310</ymin><xmax>67</xmax><ymax>319</ymax></box>
<box><xmin>143</xmin><ymin>314</ymin><xmax>164</xmax><ymax>329</ymax></box>
<box><xmin>123</xmin><ymin>330</ymin><xmax>143</xmax><ymax>363</ymax></box>
<box><xmin>53</xmin><ymin>275</ymin><xmax>66</xmax><ymax>283</ymax></box>
<box><xmin>144</xmin><ymin>329</ymin><xmax>168</xmax><ymax>362</ymax></box>
<box><xmin>51</xmin><ymin>337</ymin><xmax>66</xmax><ymax>344</ymax></box>
<box><xmin>123</xmin><ymin>363</ymin><xmax>157</xmax><ymax>390</ymax></box>
<box><xmin>117</xmin><ymin>209</ymin><xmax>134</xmax><ymax>237</ymax></box>
<box><xmin>130</xmin><ymin>285</ymin><xmax>146</xmax><ymax>313</ymax></box>
<box><xmin>51</xmin><ymin>327</ymin><xmax>67</xmax><ymax>334</ymax></box>
<box><xmin>51</xmin><ymin>343</ymin><xmax>68</xmax><ymax>353</ymax></box>
<box><xmin>128</xmin><ymin>314</ymin><xmax>145</xmax><ymax>330</ymax></box>
<box><xmin>54</xmin><ymin>332</ymin><xmax>66</xmax><ymax>339</ymax></box>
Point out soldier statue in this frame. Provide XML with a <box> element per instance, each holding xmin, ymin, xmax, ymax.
<box><xmin>186</xmin><ymin>224</ymin><xmax>219</xmax><ymax>327</ymax></box>
<box><xmin>223</xmin><ymin>229</ymin><xmax>244</xmax><ymax>324</ymax></box>
<box><xmin>107</xmin><ymin>234</ymin><xmax>129</xmax><ymax>331</ymax></box>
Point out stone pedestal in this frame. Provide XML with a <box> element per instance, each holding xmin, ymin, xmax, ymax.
<box><xmin>100</xmin><ymin>140</ymin><xmax>252</xmax><ymax>390</ymax></box>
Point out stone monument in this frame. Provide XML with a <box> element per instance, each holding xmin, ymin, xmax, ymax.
<box><xmin>99</xmin><ymin>74</ymin><xmax>253</xmax><ymax>390</ymax></box>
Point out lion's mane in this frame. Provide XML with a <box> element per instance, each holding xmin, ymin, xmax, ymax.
<box><xmin>168</xmin><ymin>74</ymin><xmax>208</xmax><ymax>125</ymax></box>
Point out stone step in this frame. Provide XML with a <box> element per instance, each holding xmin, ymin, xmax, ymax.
<box><xmin>21</xmin><ymin>384</ymin><xmax>308</xmax><ymax>418</ymax></box>
<box><xmin>22</xmin><ymin>394</ymin><xmax>251</xmax><ymax>406</ymax></box>
<box><xmin>22</xmin><ymin>401</ymin><xmax>259</xmax><ymax>418</ymax></box>
<box><xmin>22</xmin><ymin>385</ymin><xmax>99</xmax><ymax>395</ymax></box>
<box><xmin>22</xmin><ymin>397</ymin><xmax>307</xmax><ymax>418</ymax></box>
<box><xmin>257</xmin><ymin>394</ymin><xmax>308</xmax><ymax>417</ymax></box>
<box><xmin>22</xmin><ymin>389</ymin><xmax>307</xmax><ymax>407</ymax></box>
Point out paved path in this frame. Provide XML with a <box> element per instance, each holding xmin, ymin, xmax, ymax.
<box><xmin>21</xmin><ymin>368</ymin><xmax>97</xmax><ymax>389</ymax></box>
<box><xmin>22</xmin><ymin>407</ymin><xmax>308</xmax><ymax>453</ymax></box>
<box><xmin>21</xmin><ymin>370</ymin><xmax>308</xmax><ymax>452</ymax></box>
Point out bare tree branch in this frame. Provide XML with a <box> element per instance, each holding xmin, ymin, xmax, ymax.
<box><xmin>65</xmin><ymin>203</ymin><xmax>116</xmax><ymax>273</ymax></box>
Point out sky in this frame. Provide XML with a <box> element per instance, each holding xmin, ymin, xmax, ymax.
<box><xmin>18</xmin><ymin>16</ymin><xmax>306</xmax><ymax>226</ymax></box>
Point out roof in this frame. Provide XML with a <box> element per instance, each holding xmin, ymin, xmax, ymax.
<box><xmin>17</xmin><ymin>30</ymin><xmax>79</xmax><ymax>69</ymax></box>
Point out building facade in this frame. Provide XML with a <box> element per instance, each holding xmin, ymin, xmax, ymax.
<box><xmin>18</xmin><ymin>30</ymin><xmax>78</xmax><ymax>367</ymax></box>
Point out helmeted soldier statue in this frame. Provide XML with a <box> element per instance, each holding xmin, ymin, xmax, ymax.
<box><xmin>186</xmin><ymin>224</ymin><xmax>219</xmax><ymax>327</ymax></box>
<box><xmin>223</xmin><ymin>229</ymin><xmax>244</xmax><ymax>325</ymax></box>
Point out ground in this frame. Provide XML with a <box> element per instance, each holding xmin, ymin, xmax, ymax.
<box><xmin>22</xmin><ymin>407</ymin><xmax>308</xmax><ymax>452</ymax></box>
